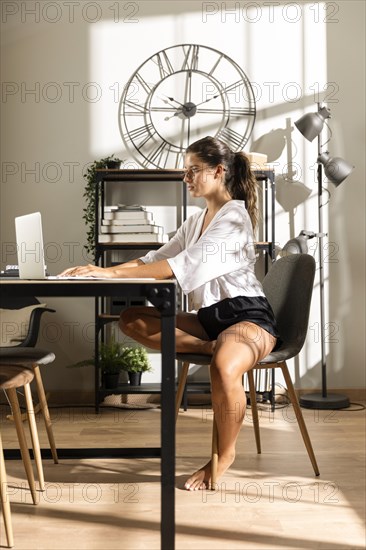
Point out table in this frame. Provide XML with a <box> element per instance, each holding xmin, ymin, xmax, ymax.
<box><xmin>0</xmin><ymin>278</ymin><xmax>176</xmax><ymax>550</ymax></box>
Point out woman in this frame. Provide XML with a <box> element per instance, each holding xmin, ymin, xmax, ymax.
<box><xmin>61</xmin><ymin>136</ymin><xmax>280</xmax><ymax>490</ymax></box>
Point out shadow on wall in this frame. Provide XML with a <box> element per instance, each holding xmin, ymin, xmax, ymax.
<box><xmin>251</xmin><ymin>118</ymin><xmax>312</xmax><ymax>216</ymax></box>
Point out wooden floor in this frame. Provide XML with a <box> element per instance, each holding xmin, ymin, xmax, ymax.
<box><xmin>0</xmin><ymin>401</ymin><xmax>365</xmax><ymax>550</ymax></box>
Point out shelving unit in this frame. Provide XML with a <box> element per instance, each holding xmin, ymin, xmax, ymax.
<box><xmin>92</xmin><ymin>168</ymin><xmax>275</xmax><ymax>410</ymax></box>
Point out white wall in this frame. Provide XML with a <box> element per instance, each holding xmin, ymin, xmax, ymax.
<box><xmin>1</xmin><ymin>1</ymin><xmax>365</xmax><ymax>397</ymax></box>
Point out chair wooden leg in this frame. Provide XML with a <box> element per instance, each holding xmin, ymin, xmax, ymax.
<box><xmin>33</xmin><ymin>366</ymin><xmax>58</xmax><ymax>464</ymax></box>
<box><xmin>247</xmin><ymin>369</ymin><xmax>261</xmax><ymax>454</ymax></box>
<box><xmin>280</xmin><ymin>362</ymin><xmax>320</xmax><ymax>476</ymax></box>
<box><xmin>211</xmin><ymin>415</ymin><xmax>219</xmax><ymax>489</ymax></box>
<box><xmin>0</xmin><ymin>431</ymin><xmax>14</xmax><ymax>548</ymax></box>
<box><xmin>6</xmin><ymin>388</ymin><xmax>38</xmax><ymax>505</ymax></box>
<box><xmin>23</xmin><ymin>383</ymin><xmax>45</xmax><ymax>491</ymax></box>
<box><xmin>175</xmin><ymin>362</ymin><xmax>190</xmax><ymax>422</ymax></box>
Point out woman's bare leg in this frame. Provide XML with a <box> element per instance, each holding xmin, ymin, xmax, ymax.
<box><xmin>119</xmin><ymin>306</ymin><xmax>215</xmax><ymax>354</ymax></box>
<box><xmin>184</xmin><ymin>322</ymin><xmax>276</xmax><ymax>491</ymax></box>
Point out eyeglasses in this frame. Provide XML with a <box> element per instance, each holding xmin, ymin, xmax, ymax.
<box><xmin>182</xmin><ymin>167</ymin><xmax>206</xmax><ymax>179</ymax></box>
<box><xmin>183</xmin><ymin>166</ymin><xmax>227</xmax><ymax>179</ymax></box>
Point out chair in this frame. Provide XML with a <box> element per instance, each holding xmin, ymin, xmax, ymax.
<box><xmin>0</xmin><ymin>427</ymin><xmax>14</xmax><ymax>547</ymax></box>
<box><xmin>0</xmin><ymin>365</ymin><xmax>42</xmax><ymax>499</ymax></box>
<box><xmin>0</xmin><ymin>296</ymin><xmax>55</xmax><ymax>348</ymax></box>
<box><xmin>0</xmin><ymin>364</ymin><xmax>48</xmax><ymax>547</ymax></box>
<box><xmin>175</xmin><ymin>254</ymin><xmax>320</xmax><ymax>485</ymax></box>
<box><xmin>0</xmin><ymin>349</ymin><xmax>58</xmax><ymax>464</ymax></box>
<box><xmin>0</xmin><ymin>296</ymin><xmax>58</xmax><ymax>463</ymax></box>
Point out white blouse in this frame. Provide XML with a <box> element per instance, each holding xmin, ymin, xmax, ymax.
<box><xmin>139</xmin><ymin>200</ymin><xmax>264</xmax><ymax>311</ymax></box>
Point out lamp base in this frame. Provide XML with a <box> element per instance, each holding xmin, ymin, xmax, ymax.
<box><xmin>300</xmin><ymin>392</ymin><xmax>350</xmax><ymax>410</ymax></box>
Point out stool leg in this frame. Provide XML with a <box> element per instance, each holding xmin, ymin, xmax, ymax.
<box><xmin>33</xmin><ymin>366</ymin><xmax>58</xmax><ymax>464</ymax></box>
<box><xmin>247</xmin><ymin>369</ymin><xmax>261</xmax><ymax>454</ymax></box>
<box><xmin>175</xmin><ymin>362</ymin><xmax>190</xmax><ymax>422</ymax></box>
<box><xmin>0</xmin><ymin>431</ymin><xmax>14</xmax><ymax>548</ymax></box>
<box><xmin>24</xmin><ymin>383</ymin><xmax>45</xmax><ymax>491</ymax></box>
<box><xmin>6</xmin><ymin>388</ymin><xmax>38</xmax><ymax>505</ymax></box>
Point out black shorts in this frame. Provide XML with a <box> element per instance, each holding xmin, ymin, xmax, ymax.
<box><xmin>197</xmin><ymin>295</ymin><xmax>281</xmax><ymax>344</ymax></box>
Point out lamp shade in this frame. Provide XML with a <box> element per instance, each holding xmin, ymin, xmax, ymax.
<box><xmin>281</xmin><ymin>231</ymin><xmax>315</xmax><ymax>255</ymax></box>
<box><xmin>294</xmin><ymin>106</ymin><xmax>331</xmax><ymax>142</ymax></box>
<box><xmin>317</xmin><ymin>152</ymin><xmax>354</xmax><ymax>186</ymax></box>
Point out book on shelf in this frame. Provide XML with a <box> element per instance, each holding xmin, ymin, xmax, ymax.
<box><xmin>100</xmin><ymin>225</ymin><xmax>164</xmax><ymax>234</ymax></box>
<box><xmin>101</xmin><ymin>218</ymin><xmax>153</xmax><ymax>226</ymax></box>
<box><xmin>98</xmin><ymin>233</ymin><xmax>169</xmax><ymax>243</ymax></box>
<box><xmin>103</xmin><ymin>211</ymin><xmax>153</xmax><ymax>221</ymax></box>
<box><xmin>104</xmin><ymin>204</ymin><xmax>146</xmax><ymax>213</ymax></box>
<box><xmin>117</xmin><ymin>204</ymin><xmax>146</xmax><ymax>211</ymax></box>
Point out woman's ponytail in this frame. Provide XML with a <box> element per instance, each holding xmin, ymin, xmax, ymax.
<box><xmin>231</xmin><ymin>152</ymin><xmax>258</xmax><ymax>231</ymax></box>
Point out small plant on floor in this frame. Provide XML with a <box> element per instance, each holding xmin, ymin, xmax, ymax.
<box><xmin>68</xmin><ymin>336</ymin><xmax>125</xmax><ymax>388</ymax></box>
<box><xmin>119</xmin><ymin>346</ymin><xmax>152</xmax><ymax>385</ymax></box>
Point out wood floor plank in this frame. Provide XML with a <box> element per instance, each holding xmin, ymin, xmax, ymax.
<box><xmin>0</xmin><ymin>404</ymin><xmax>365</xmax><ymax>549</ymax></box>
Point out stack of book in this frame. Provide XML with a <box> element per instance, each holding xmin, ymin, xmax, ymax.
<box><xmin>99</xmin><ymin>205</ymin><xmax>169</xmax><ymax>243</ymax></box>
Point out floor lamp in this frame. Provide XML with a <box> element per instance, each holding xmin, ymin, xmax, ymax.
<box><xmin>294</xmin><ymin>103</ymin><xmax>354</xmax><ymax>409</ymax></box>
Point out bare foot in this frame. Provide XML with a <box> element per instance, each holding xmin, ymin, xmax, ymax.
<box><xmin>184</xmin><ymin>453</ymin><xmax>235</xmax><ymax>491</ymax></box>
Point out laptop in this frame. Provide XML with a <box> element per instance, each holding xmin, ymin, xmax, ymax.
<box><xmin>14</xmin><ymin>212</ymin><xmax>156</xmax><ymax>281</ymax></box>
<box><xmin>15</xmin><ymin>212</ymin><xmax>47</xmax><ymax>279</ymax></box>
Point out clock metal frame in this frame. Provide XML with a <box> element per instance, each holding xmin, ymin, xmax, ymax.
<box><xmin>119</xmin><ymin>44</ymin><xmax>256</xmax><ymax>168</ymax></box>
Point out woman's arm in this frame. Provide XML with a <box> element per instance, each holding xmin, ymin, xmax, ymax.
<box><xmin>59</xmin><ymin>259</ymin><xmax>173</xmax><ymax>279</ymax></box>
<box><xmin>118</xmin><ymin>258</ymin><xmax>145</xmax><ymax>268</ymax></box>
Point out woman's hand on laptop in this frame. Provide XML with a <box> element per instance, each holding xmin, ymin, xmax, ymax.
<box><xmin>58</xmin><ymin>264</ymin><xmax>113</xmax><ymax>278</ymax></box>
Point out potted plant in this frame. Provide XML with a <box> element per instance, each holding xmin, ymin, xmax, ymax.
<box><xmin>119</xmin><ymin>346</ymin><xmax>152</xmax><ymax>386</ymax></box>
<box><xmin>99</xmin><ymin>339</ymin><xmax>124</xmax><ymax>389</ymax></box>
<box><xmin>69</xmin><ymin>337</ymin><xmax>124</xmax><ymax>389</ymax></box>
<box><xmin>83</xmin><ymin>154</ymin><xmax>123</xmax><ymax>260</ymax></box>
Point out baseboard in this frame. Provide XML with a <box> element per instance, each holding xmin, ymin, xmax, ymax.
<box><xmin>1</xmin><ymin>388</ymin><xmax>364</xmax><ymax>408</ymax></box>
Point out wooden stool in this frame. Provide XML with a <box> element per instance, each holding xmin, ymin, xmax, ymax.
<box><xmin>0</xmin><ymin>427</ymin><xmax>14</xmax><ymax>547</ymax></box>
<box><xmin>0</xmin><ymin>365</ymin><xmax>43</xmax><ymax>502</ymax></box>
<box><xmin>0</xmin><ymin>349</ymin><xmax>58</xmax><ymax>464</ymax></box>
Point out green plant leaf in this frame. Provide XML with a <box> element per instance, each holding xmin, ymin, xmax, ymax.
<box><xmin>82</xmin><ymin>154</ymin><xmax>124</xmax><ymax>261</ymax></box>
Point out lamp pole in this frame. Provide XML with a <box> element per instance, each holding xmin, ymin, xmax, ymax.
<box><xmin>299</xmin><ymin>105</ymin><xmax>350</xmax><ymax>410</ymax></box>
<box><xmin>317</xmin><ymin>134</ymin><xmax>327</xmax><ymax>398</ymax></box>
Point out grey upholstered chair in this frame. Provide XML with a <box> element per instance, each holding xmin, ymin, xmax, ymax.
<box><xmin>175</xmin><ymin>254</ymin><xmax>319</xmax><ymax>486</ymax></box>
<box><xmin>0</xmin><ymin>296</ymin><xmax>55</xmax><ymax>348</ymax></box>
<box><xmin>0</xmin><ymin>348</ymin><xmax>58</xmax><ymax>463</ymax></box>
<box><xmin>0</xmin><ymin>296</ymin><xmax>58</xmax><ymax>463</ymax></box>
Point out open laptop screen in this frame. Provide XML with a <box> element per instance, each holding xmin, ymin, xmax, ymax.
<box><xmin>15</xmin><ymin>212</ymin><xmax>46</xmax><ymax>279</ymax></box>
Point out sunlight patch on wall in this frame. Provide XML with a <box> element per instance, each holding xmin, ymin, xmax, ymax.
<box><xmin>88</xmin><ymin>16</ymin><xmax>182</xmax><ymax>159</ymax></box>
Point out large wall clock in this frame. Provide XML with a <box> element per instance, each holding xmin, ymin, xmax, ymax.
<box><xmin>119</xmin><ymin>44</ymin><xmax>256</xmax><ymax>169</ymax></box>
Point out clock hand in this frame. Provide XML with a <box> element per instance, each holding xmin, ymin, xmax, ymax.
<box><xmin>164</xmin><ymin>108</ymin><xmax>183</xmax><ymax>121</ymax></box>
<box><xmin>195</xmin><ymin>80</ymin><xmax>242</xmax><ymax>108</ymax></box>
<box><xmin>194</xmin><ymin>94</ymin><xmax>221</xmax><ymax>108</ymax></box>
<box><xmin>160</xmin><ymin>94</ymin><xmax>185</xmax><ymax>108</ymax></box>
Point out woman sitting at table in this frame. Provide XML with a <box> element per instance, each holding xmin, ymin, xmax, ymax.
<box><xmin>60</xmin><ymin>136</ymin><xmax>280</xmax><ymax>491</ymax></box>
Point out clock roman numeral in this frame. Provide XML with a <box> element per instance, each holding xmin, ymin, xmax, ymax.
<box><xmin>217</xmin><ymin>127</ymin><xmax>244</xmax><ymax>149</ymax></box>
<box><xmin>126</xmin><ymin>123</ymin><xmax>156</xmax><ymax>148</ymax></box>
<box><xmin>209</xmin><ymin>54</ymin><xmax>224</xmax><ymax>76</ymax></box>
<box><xmin>181</xmin><ymin>44</ymin><xmax>199</xmax><ymax>72</ymax></box>
<box><xmin>147</xmin><ymin>142</ymin><xmax>172</xmax><ymax>168</ymax></box>
<box><xmin>175</xmin><ymin>151</ymin><xmax>185</xmax><ymax>169</ymax></box>
<box><xmin>134</xmin><ymin>73</ymin><xmax>154</xmax><ymax>95</ymax></box>
<box><xmin>152</xmin><ymin>51</ymin><xmax>174</xmax><ymax>79</ymax></box>
<box><xmin>124</xmin><ymin>99</ymin><xmax>149</xmax><ymax>116</ymax></box>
